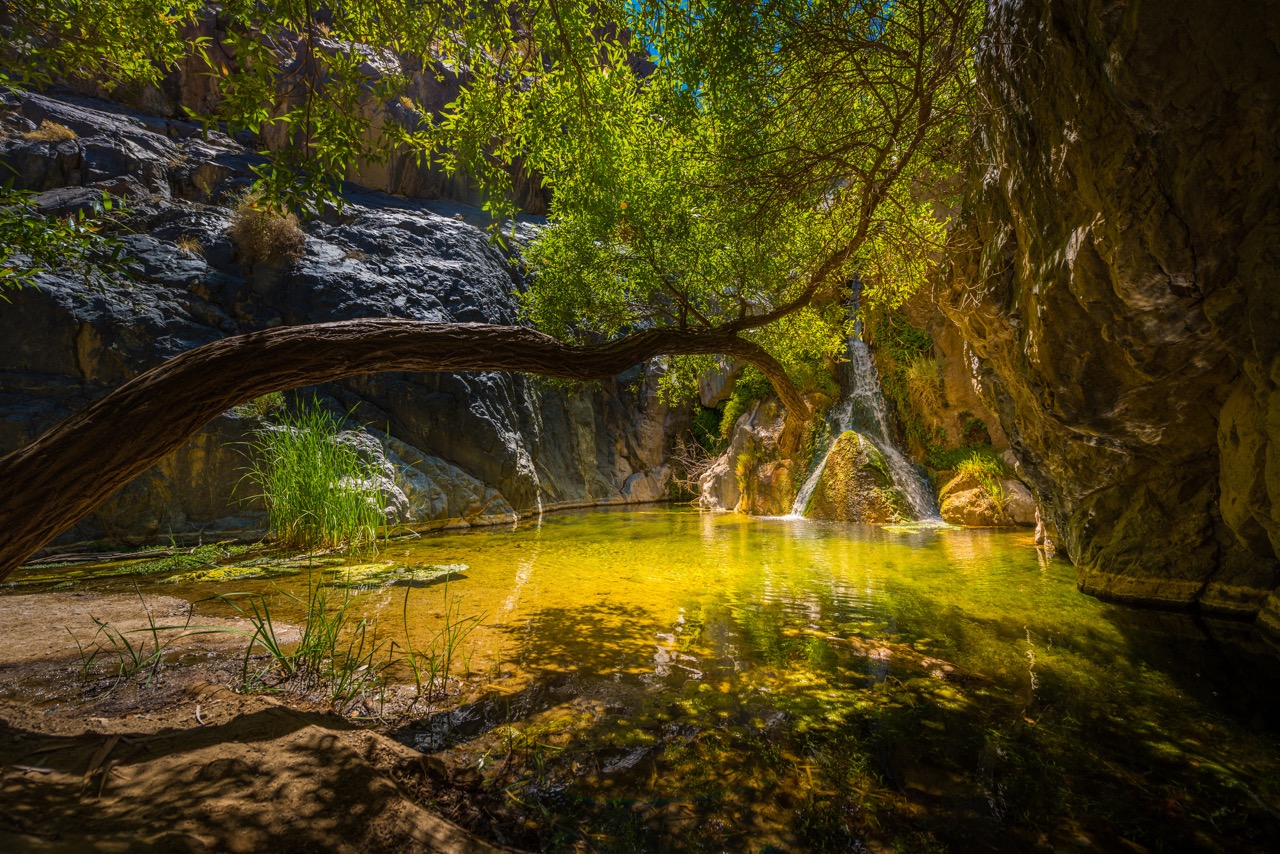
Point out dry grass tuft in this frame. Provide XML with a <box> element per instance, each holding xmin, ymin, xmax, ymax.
<box><xmin>175</xmin><ymin>235</ymin><xmax>204</xmax><ymax>256</ymax></box>
<box><xmin>902</xmin><ymin>355</ymin><xmax>944</xmax><ymax>430</ymax></box>
<box><xmin>23</xmin><ymin>120</ymin><xmax>77</xmax><ymax>142</ymax></box>
<box><xmin>227</xmin><ymin>189</ymin><xmax>306</xmax><ymax>266</ymax></box>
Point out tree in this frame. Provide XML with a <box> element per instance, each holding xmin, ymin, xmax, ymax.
<box><xmin>0</xmin><ymin>0</ymin><xmax>979</xmax><ymax>576</ymax></box>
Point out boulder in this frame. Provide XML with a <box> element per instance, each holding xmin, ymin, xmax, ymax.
<box><xmin>939</xmin><ymin>475</ymin><xmax>1036</xmax><ymax>529</ymax></box>
<box><xmin>805</xmin><ymin>432</ymin><xmax>907</xmax><ymax>524</ymax></box>
<box><xmin>940</xmin><ymin>488</ymin><xmax>1001</xmax><ymax>528</ymax></box>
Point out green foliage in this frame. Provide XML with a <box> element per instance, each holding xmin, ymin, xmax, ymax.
<box><xmin>235</xmin><ymin>391</ymin><xmax>286</xmax><ymax>419</ymax></box>
<box><xmin>244</xmin><ymin>402</ymin><xmax>387</xmax><ymax>550</ymax></box>
<box><xmin>926</xmin><ymin>444</ymin><xmax>1000</xmax><ymax>472</ymax></box>
<box><xmin>961</xmin><ymin>414</ymin><xmax>993</xmax><ymax>446</ymax></box>
<box><xmin>719</xmin><ymin>367</ymin><xmax>773</xmax><ymax>440</ymax></box>
<box><xmin>691</xmin><ymin>407</ymin><xmax>724</xmax><ymax>455</ymax></box>
<box><xmin>871</xmin><ymin>309</ymin><xmax>946</xmax><ymax>456</ymax></box>
<box><xmin>902</xmin><ymin>355</ymin><xmax>945</xmax><ymax>428</ymax></box>
<box><xmin>954</xmin><ymin>453</ymin><xmax>1011</xmax><ymax>514</ymax></box>
<box><xmin>2</xmin><ymin>0</ymin><xmax>981</xmax><ymax>394</ymax></box>
<box><xmin>0</xmin><ymin>183</ymin><xmax>130</xmax><ymax>295</ymax></box>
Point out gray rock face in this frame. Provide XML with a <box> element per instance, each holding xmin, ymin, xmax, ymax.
<box><xmin>0</xmin><ymin>91</ymin><xmax>681</xmax><ymax>550</ymax></box>
<box><xmin>942</xmin><ymin>0</ymin><xmax>1280</xmax><ymax>623</ymax></box>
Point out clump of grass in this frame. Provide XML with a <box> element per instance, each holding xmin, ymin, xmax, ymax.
<box><xmin>68</xmin><ymin>583</ymin><xmax>192</xmax><ymax>689</ymax></box>
<box><xmin>244</xmin><ymin>402</ymin><xmax>387</xmax><ymax>551</ymax></box>
<box><xmin>394</xmin><ymin>579</ymin><xmax>484</xmax><ymax>708</ymax></box>
<box><xmin>902</xmin><ymin>355</ymin><xmax>944</xmax><ymax>430</ymax></box>
<box><xmin>227</xmin><ymin>188</ymin><xmax>305</xmax><ymax>266</ymax></box>
<box><xmin>211</xmin><ymin>572</ymin><xmax>482</xmax><ymax>713</ymax></box>
<box><xmin>214</xmin><ymin>576</ymin><xmax>392</xmax><ymax>710</ymax></box>
<box><xmin>175</xmin><ymin>234</ymin><xmax>203</xmax><ymax>256</ymax></box>
<box><xmin>235</xmin><ymin>391</ymin><xmax>286</xmax><ymax>418</ymax></box>
<box><xmin>955</xmin><ymin>453</ymin><xmax>1011</xmax><ymax>516</ymax></box>
<box><xmin>23</xmin><ymin>120</ymin><xmax>77</xmax><ymax>141</ymax></box>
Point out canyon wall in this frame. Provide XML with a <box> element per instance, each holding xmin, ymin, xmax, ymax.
<box><xmin>944</xmin><ymin>0</ymin><xmax>1280</xmax><ymax>627</ymax></box>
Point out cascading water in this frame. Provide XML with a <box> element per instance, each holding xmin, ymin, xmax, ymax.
<box><xmin>790</xmin><ymin>314</ymin><xmax>942</xmax><ymax>522</ymax></box>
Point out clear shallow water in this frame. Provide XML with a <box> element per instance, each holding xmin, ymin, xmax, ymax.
<box><xmin>12</xmin><ymin>507</ymin><xmax>1280</xmax><ymax>850</ymax></box>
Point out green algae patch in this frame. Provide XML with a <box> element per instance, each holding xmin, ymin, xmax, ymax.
<box><xmin>328</xmin><ymin>562</ymin><xmax>467</xmax><ymax>589</ymax></box>
<box><xmin>167</xmin><ymin>563</ymin><xmax>301</xmax><ymax>584</ymax></box>
<box><xmin>8</xmin><ymin>542</ymin><xmax>260</xmax><ymax>588</ymax></box>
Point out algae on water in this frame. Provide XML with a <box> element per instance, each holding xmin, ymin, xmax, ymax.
<box><xmin>328</xmin><ymin>563</ymin><xmax>468</xmax><ymax>589</ymax></box>
<box><xmin>167</xmin><ymin>564</ymin><xmax>302</xmax><ymax>584</ymax></box>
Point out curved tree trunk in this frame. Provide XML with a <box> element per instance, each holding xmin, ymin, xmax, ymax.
<box><xmin>0</xmin><ymin>320</ymin><xmax>808</xmax><ymax>578</ymax></box>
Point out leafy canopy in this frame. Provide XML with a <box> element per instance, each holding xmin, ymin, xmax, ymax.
<box><xmin>1</xmin><ymin>0</ymin><xmax>979</xmax><ymax>397</ymax></box>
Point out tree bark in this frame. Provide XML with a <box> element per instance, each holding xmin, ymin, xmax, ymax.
<box><xmin>0</xmin><ymin>319</ymin><xmax>808</xmax><ymax>578</ymax></box>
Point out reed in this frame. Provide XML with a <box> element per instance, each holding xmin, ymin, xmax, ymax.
<box><xmin>244</xmin><ymin>402</ymin><xmax>387</xmax><ymax>550</ymax></box>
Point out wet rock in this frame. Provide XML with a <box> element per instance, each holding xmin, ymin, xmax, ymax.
<box><xmin>805</xmin><ymin>432</ymin><xmax>907</xmax><ymax>524</ymax></box>
<box><xmin>942</xmin><ymin>0</ymin><xmax>1280</xmax><ymax>622</ymax></box>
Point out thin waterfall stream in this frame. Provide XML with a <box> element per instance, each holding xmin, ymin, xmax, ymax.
<box><xmin>790</xmin><ymin>332</ymin><xmax>942</xmax><ymax>521</ymax></box>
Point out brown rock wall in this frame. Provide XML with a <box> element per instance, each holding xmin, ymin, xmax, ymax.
<box><xmin>944</xmin><ymin>0</ymin><xmax>1280</xmax><ymax>622</ymax></box>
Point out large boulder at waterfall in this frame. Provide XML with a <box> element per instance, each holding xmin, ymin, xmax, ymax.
<box><xmin>804</xmin><ymin>432</ymin><xmax>907</xmax><ymax>524</ymax></box>
<box><xmin>0</xmin><ymin>90</ymin><xmax>682</xmax><ymax>550</ymax></box>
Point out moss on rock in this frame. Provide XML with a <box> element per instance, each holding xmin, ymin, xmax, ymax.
<box><xmin>806</xmin><ymin>432</ymin><xmax>908</xmax><ymax>524</ymax></box>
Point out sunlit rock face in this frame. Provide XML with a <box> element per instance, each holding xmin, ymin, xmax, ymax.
<box><xmin>0</xmin><ymin>91</ymin><xmax>681</xmax><ymax>548</ymax></box>
<box><xmin>943</xmin><ymin>0</ymin><xmax>1280</xmax><ymax>622</ymax></box>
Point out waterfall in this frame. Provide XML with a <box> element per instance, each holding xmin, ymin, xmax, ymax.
<box><xmin>789</xmin><ymin>329</ymin><xmax>942</xmax><ymax>522</ymax></box>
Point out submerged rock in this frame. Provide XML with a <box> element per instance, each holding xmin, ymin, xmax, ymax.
<box><xmin>805</xmin><ymin>432</ymin><xmax>907</xmax><ymax>524</ymax></box>
<box><xmin>329</xmin><ymin>563</ymin><xmax>467</xmax><ymax>589</ymax></box>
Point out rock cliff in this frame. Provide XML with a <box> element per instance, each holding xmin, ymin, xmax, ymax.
<box><xmin>0</xmin><ymin>90</ymin><xmax>680</xmax><ymax>550</ymax></box>
<box><xmin>944</xmin><ymin>0</ymin><xmax>1280</xmax><ymax>627</ymax></box>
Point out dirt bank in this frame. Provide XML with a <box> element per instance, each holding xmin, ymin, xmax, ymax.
<box><xmin>0</xmin><ymin>592</ymin><xmax>510</xmax><ymax>853</ymax></box>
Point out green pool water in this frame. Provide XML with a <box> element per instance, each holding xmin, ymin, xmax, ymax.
<box><xmin>14</xmin><ymin>507</ymin><xmax>1280</xmax><ymax>850</ymax></box>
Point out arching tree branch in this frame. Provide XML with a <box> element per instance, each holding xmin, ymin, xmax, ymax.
<box><xmin>0</xmin><ymin>320</ymin><xmax>808</xmax><ymax>578</ymax></box>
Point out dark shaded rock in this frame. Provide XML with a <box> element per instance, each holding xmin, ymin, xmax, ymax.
<box><xmin>942</xmin><ymin>0</ymin><xmax>1280</xmax><ymax>622</ymax></box>
<box><xmin>0</xmin><ymin>92</ymin><xmax>682</xmax><ymax>551</ymax></box>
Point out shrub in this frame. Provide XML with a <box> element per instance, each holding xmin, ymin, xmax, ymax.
<box><xmin>245</xmin><ymin>401</ymin><xmax>387</xmax><ymax>550</ymax></box>
<box><xmin>227</xmin><ymin>189</ymin><xmax>306</xmax><ymax>266</ymax></box>
<box><xmin>23</xmin><ymin>120</ymin><xmax>77</xmax><ymax>141</ymax></box>
<box><xmin>691</xmin><ymin>406</ymin><xmax>724</xmax><ymax>454</ymax></box>
<box><xmin>954</xmin><ymin>452</ymin><xmax>1011</xmax><ymax>515</ymax></box>
<box><xmin>960</xmin><ymin>414</ymin><xmax>992</xmax><ymax>446</ymax></box>
<box><xmin>236</xmin><ymin>391</ymin><xmax>286</xmax><ymax>418</ymax></box>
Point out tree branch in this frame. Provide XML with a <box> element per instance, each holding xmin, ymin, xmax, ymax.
<box><xmin>0</xmin><ymin>320</ymin><xmax>808</xmax><ymax>577</ymax></box>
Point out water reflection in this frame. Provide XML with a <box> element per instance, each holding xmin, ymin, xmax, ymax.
<box><xmin>15</xmin><ymin>507</ymin><xmax>1280</xmax><ymax>850</ymax></box>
